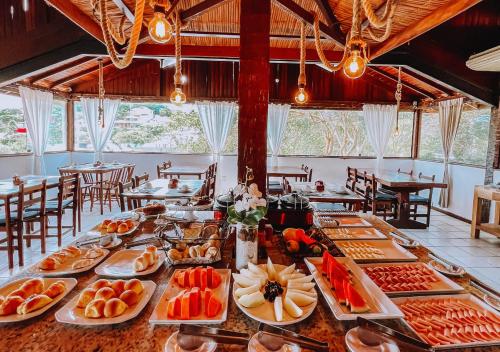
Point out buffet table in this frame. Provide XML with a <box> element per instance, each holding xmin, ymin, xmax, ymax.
<box><xmin>0</xmin><ymin>214</ymin><xmax>497</xmax><ymax>352</ymax></box>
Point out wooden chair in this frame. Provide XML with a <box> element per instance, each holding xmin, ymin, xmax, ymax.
<box><xmin>79</xmin><ymin>172</ymin><xmax>96</xmax><ymax>209</ymax></box>
<box><xmin>90</xmin><ymin>168</ymin><xmax>123</xmax><ymax>212</ymax></box>
<box><xmin>133</xmin><ymin>173</ymin><xmax>150</xmax><ymax>208</ymax></box>
<box><xmin>121</xmin><ymin>164</ymin><xmax>135</xmax><ymax>184</ymax></box>
<box><xmin>409</xmin><ymin>172</ymin><xmax>436</xmax><ymax>227</ymax></box>
<box><xmin>118</xmin><ymin>181</ymin><xmax>136</xmax><ymax>212</ymax></box>
<box><xmin>157</xmin><ymin>161</ymin><xmax>172</xmax><ymax>178</ymax></box>
<box><xmin>204</xmin><ymin>176</ymin><xmax>216</xmax><ymax>200</ymax></box>
<box><xmin>0</xmin><ymin>183</ymin><xmax>25</xmax><ymax>268</ymax></box>
<box><xmin>364</xmin><ymin>174</ymin><xmax>398</xmax><ymax>220</ymax></box>
<box><xmin>23</xmin><ymin>180</ymin><xmax>48</xmax><ymax>256</ymax></box>
<box><xmin>307</xmin><ymin>168</ymin><xmax>313</xmax><ymax>182</ymax></box>
<box><xmin>346</xmin><ymin>167</ymin><xmax>357</xmax><ymax>191</ymax></box>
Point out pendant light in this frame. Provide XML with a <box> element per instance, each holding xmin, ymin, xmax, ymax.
<box><xmin>394</xmin><ymin>67</ymin><xmax>402</xmax><ymax>136</ymax></box>
<box><xmin>148</xmin><ymin>2</ymin><xmax>173</xmax><ymax>44</ymax></box>
<box><xmin>170</xmin><ymin>12</ymin><xmax>186</xmax><ymax>105</ymax></box>
<box><xmin>294</xmin><ymin>21</ymin><xmax>308</xmax><ymax>104</ymax></box>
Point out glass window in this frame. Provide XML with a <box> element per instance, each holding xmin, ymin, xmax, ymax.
<box><xmin>0</xmin><ymin>94</ymin><xmax>66</xmax><ymax>154</ymax></box>
<box><xmin>419</xmin><ymin>108</ymin><xmax>490</xmax><ymax>166</ymax></box>
<box><xmin>385</xmin><ymin>111</ymin><xmax>414</xmax><ymax>157</ymax></box>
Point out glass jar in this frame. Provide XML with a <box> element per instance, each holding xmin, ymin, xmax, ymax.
<box><xmin>235</xmin><ymin>223</ymin><xmax>258</xmax><ymax>270</ymax></box>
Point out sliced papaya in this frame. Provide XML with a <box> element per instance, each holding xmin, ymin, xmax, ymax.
<box><xmin>207</xmin><ymin>295</ymin><xmax>222</xmax><ymax>318</ymax></box>
<box><xmin>194</xmin><ymin>267</ymin><xmax>202</xmax><ymax>288</ymax></box>
<box><xmin>181</xmin><ymin>292</ymin><xmax>191</xmax><ymax>320</ymax></box>
<box><xmin>207</xmin><ymin>266</ymin><xmax>214</xmax><ymax>288</ymax></box>
<box><xmin>211</xmin><ymin>270</ymin><xmax>222</xmax><ymax>289</ymax></box>
<box><xmin>189</xmin><ymin>287</ymin><xmax>200</xmax><ymax>316</ymax></box>
<box><xmin>200</xmin><ymin>268</ymin><xmax>208</xmax><ymax>291</ymax></box>
<box><xmin>204</xmin><ymin>288</ymin><xmax>212</xmax><ymax>315</ymax></box>
<box><xmin>189</xmin><ymin>269</ymin><xmax>196</xmax><ymax>288</ymax></box>
<box><xmin>167</xmin><ymin>297</ymin><xmax>176</xmax><ymax>318</ymax></box>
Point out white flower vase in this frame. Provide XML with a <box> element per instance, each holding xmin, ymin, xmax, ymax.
<box><xmin>235</xmin><ymin>223</ymin><xmax>258</xmax><ymax>270</ymax></box>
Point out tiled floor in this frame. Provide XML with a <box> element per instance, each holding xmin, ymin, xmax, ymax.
<box><xmin>1</xmin><ymin>205</ymin><xmax>499</xmax><ymax>292</ymax></box>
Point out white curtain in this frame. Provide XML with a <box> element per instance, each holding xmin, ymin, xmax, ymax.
<box><xmin>267</xmin><ymin>103</ymin><xmax>290</xmax><ymax>166</ymax></box>
<box><xmin>19</xmin><ymin>86</ymin><xmax>54</xmax><ymax>175</ymax></box>
<box><xmin>196</xmin><ymin>101</ymin><xmax>236</xmax><ymax>160</ymax></box>
<box><xmin>362</xmin><ymin>104</ymin><xmax>397</xmax><ymax>171</ymax></box>
<box><xmin>438</xmin><ymin>97</ymin><xmax>464</xmax><ymax>208</ymax></box>
<box><xmin>81</xmin><ymin>98</ymin><xmax>120</xmax><ymax>162</ymax></box>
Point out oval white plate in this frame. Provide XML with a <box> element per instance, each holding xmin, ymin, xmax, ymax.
<box><xmin>0</xmin><ymin>277</ymin><xmax>77</xmax><ymax>324</ymax></box>
<box><xmin>165</xmin><ymin>331</ymin><xmax>217</xmax><ymax>352</ymax></box>
<box><xmin>345</xmin><ymin>327</ymin><xmax>400</xmax><ymax>352</ymax></box>
<box><xmin>232</xmin><ymin>264</ymin><xmax>317</xmax><ymax>326</ymax></box>
<box><xmin>55</xmin><ymin>280</ymin><xmax>156</xmax><ymax>326</ymax></box>
<box><xmin>94</xmin><ymin>249</ymin><xmax>165</xmax><ymax>278</ymax></box>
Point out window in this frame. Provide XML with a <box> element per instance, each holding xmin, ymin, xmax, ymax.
<box><xmin>0</xmin><ymin>94</ymin><xmax>67</xmax><ymax>154</ymax></box>
<box><xmin>74</xmin><ymin>101</ymin><xmax>238</xmax><ymax>154</ymax></box>
<box><xmin>419</xmin><ymin>108</ymin><xmax>490</xmax><ymax>166</ymax></box>
<box><xmin>280</xmin><ymin>109</ymin><xmax>413</xmax><ymax>157</ymax></box>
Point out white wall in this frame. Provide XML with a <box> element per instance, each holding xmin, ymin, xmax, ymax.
<box><xmin>0</xmin><ymin>152</ymin><xmax>71</xmax><ymax>179</ymax></box>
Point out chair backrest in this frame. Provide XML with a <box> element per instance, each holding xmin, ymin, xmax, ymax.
<box><xmin>283</xmin><ymin>178</ymin><xmax>291</xmax><ymax>194</ymax></box>
<box><xmin>206</xmin><ymin>176</ymin><xmax>216</xmax><ymax>200</ymax></box>
<box><xmin>118</xmin><ymin>181</ymin><xmax>135</xmax><ymax>211</ymax></box>
<box><xmin>120</xmin><ymin>164</ymin><xmax>135</xmax><ymax>183</ymax></box>
<box><xmin>23</xmin><ymin>180</ymin><xmax>47</xmax><ymax>217</ymax></box>
<box><xmin>107</xmin><ymin>168</ymin><xmax>123</xmax><ymax>187</ymax></box>
<box><xmin>307</xmin><ymin>168</ymin><xmax>313</xmax><ymax>182</ymax></box>
<box><xmin>346</xmin><ymin>167</ymin><xmax>357</xmax><ymax>190</ymax></box>
<box><xmin>134</xmin><ymin>173</ymin><xmax>149</xmax><ymax>187</ymax></box>
<box><xmin>81</xmin><ymin>172</ymin><xmax>95</xmax><ymax>185</ymax></box>
<box><xmin>58</xmin><ymin>174</ymin><xmax>79</xmax><ymax>209</ymax></box>
<box><xmin>156</xmin><ymin>161</ymin><xmax>172</xmax><ymax>178</ymax></box>
<box><xmin>397</xmin><ymin>168</ymin><xmax>413</xmax><ymax>176</ymax></box>
<box><xmin>417</xmin><ymin>172</ymin><xmax>436</xmax><ymax>200</ymax></box>
<box><xmin>1</xmin><ymin>183</ymin><xmax>25</xmax><ymax>229</ymax></box>
<box><xmin>418</xmin><ymin>172</ymin><xmax>436</xmax><ymax>182</ymax></box>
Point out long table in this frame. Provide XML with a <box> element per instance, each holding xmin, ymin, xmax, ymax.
<box><xmin>0</xmin><ymin>214</ymin><xmax>496</xmax><ymax>351</ymax></box>
<box><xmin>0</xmin><ymin>175</ymin><xmax>60</xmax><ymax>200</ymax></box>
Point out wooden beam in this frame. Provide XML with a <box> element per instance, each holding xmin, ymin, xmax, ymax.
<box><xmin>44</xmin><ymin>0</ymin><xmax>104</xmax><ymax>42</ymax></box>
<box><xmin>29</xmin><ymin>57</ymin><xmax>95</xmax><ymax>84</ymax></box>
<box><xmin>50</xmin><ymin>60</ymin><xmax>113</xmax><ymax>88</ymax></box>
<box><xmin>178</xmin><ymin>31</ymin><xmax>326</xmax><ymax>41</ymax></box>
<box><xmin>181</xmin><ymin>0</ymin><xmax>228</xmax><ymax>22</ymax></box>
<box><xmin>370</xmin><ymin>0</ymin><xmax>483</xmax><ymax>60</ymax></box>
<box><xmin>412</xmin><ymin>108</ymin><xmax>421</xmax><ymax>159</ymax></box>
<box><xmin>368</xmin><ymin>67</ymin><xmax>435</xmax><ymax>98</ymax></box>
<box><xmin>274</xmin><ymin>0</ymin><xmax>345</xmax><ymax>48</ymax></box>
<box><xmin>110</xmin><ymin>0</ymin><xmax>134</xmax><ymax>22</ymax></box>
<box><xmin>313</xmin><ymin>0</ymin><xmax>340</xmax><ymax>31</ymax></box>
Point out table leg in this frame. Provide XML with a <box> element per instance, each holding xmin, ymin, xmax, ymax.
<box><xmin>470</xmin><ymin>191</ymin><xmax>481</xmax><ymax>239</ymax></box>
<box><xmin>99</xmin><ymin>173</ymin><xmax>104</xmax><ymax>215</ymax></box>
<box><xmin>387</xmin><ymin>190</ymin><xmax>427</xmax><ymax>229</ymax></box>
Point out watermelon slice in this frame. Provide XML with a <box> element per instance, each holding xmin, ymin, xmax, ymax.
<box><xmin>194</xmin><ymin>267</ymin><xmax>202</xmax><ymax>288</ymax></box>
<box><xmin>189</xmin><ymin>287</ymin><xmax>200</xmax><ymax>316</ymax></box>
<box><xmin>189</xmin><ymin>269</ymin><xmax>197</xmax><ymax>288</ymax></box>
<box><xmin>210</xmin><ymin>270</ymin><xmax>222</xmax><ymax>289</ymax></box>
<box><xmin>181</xmin><ymin>292</ymin><xmax>191</xmax><ymax>319</ymax></box>
<box><xmin>200</xmin><ymin>269</ymin><xmax>208</xmax><ymax>290</ymax></box>
<box><xmin>207</xmin><ymin>266</ymin><xmax>214</xmax><ymax>288</ymax></box>
<box><xmin>207</xmin><ymin>295</ymin><xmax>222</xmax><ymax>318</ymax></box>
<box><xmin>346</xmin><ymin>283</ymin><xmax>370</xmax><ymax>313</ymax></box>
<box><xmin>334</xmin><ymin>279</ymin><xmax>346</xmax><ymax>304</ymax></box>
<box><xmin>204</xmin><ymin>288</ymin><xmax>212</xmax><ymax>315</ymax></box>
<box><xmin>343</xmin><ymin>280</ymin><xmax>350</xmax><ymax>307</ymax></box>
<box><xmin>322</xmin><ymin>252</ymin><xmax>332</xmax><ymax>275</ymax></box>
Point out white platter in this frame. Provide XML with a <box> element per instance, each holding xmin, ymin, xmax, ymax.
<box><xmin>322</xmin><ymin>227</ymin><xmax>388</xmax><ymax>240</ymax></box>
<box><xmin>358</xmin><ymin>262</ymin><xmax>464</xmax><ymax>296</ymax></box>
<box><xmin>345</xmin><ymin>327</ymin><xmax>400</xmax><ymax>352</ymax></box>
<box><xmin>55</xmin><ymin>280</ymin><xmax>156</xmax><ymax>326</ymax></box>
<box><xmin>150</xmin><ymin>268</ymin><xmax>231</xmax><ymax>325</ymax></box>
<box><xmin>27</xmin><ymin>248</ymin><xmax>109</xmax><ymax>277</ymax></box>
<box><xmin>94</xmin><ymin>249</ymin><xmax>165</xmax><ymax>278</ymax></box>
<box><xmin>391</xmin><ymin>294</ymin><xmax>500</xmax><ymax>350</ymax></box>
<box><xmin>304</xmin><ymin>257</ymin><xmax>403</xmax><ymax>321</ymax></box>
<box><xmin>165</xmin><ymin>331</ymin><xmax>217</xmax><ymax>352</ymax></box>
<box><xmin>334</xmin><ymin>239</ymin><xmax>417</xmax><ymax>263</ymax></box>
<box><xmin>87</xmin><ymin>220</ymin><xmax>140</xmax><ymax>237</ymax></box>
<box><xmin>232</xmin><ymin>264</ymin><xmax>317</xmax><ymax>326</ymax></box>
<box><xmin>428</xmin><ymin>260</ymin><xmax>466</xmax><ymax>277</ymax></box>
<box><xmin>0</xmin><ymin>277</ymin><xmax>77</xmax><ymax>323</ymax></box>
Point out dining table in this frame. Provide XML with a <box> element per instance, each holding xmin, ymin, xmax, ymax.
<box><xmin>159</xmin><ymin>166</ymin><xmax>206</xmax><ymax>179</ymax></box>
<box><xmin>120</xmin><ymin>178</ymin><xmax>204</xmax><ymax>201</ymax></box>
<box><xmin>358</xmin><ymin>169</ymin><xmax>447</xmax><ymax>229</ymax></box>
<box><xmin>59</xmin><ymin>163</ymin><xmax>129</xmax><ymax>215</ymax></box>
<box><xmin>289</xmin><ymin>181</ymin><xmax>365</xmax><ymax>210</ymax></box>
<box><xmin>0</xmin><ymin>175</ymin><xmax>60</xmax><ymax>201</ymax></box>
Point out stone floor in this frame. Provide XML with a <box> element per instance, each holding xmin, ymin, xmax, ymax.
<box><xmin>1</xmin><ymin>203</ymin><xmax>499</xmax><ymax>292</ymax></box>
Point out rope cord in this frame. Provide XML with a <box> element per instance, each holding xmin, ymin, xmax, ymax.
<box><xmin>361</xmin><ymin>0</ymin><xmax>397</xmax><ymax>29</ymax></box>
<box><xmin>98</xmin><ymin>0</ymin><xmax>145</xmax><ymax>69</ymax></box>
<box><xmin>298</xmin><ymin>21</ymin><xmax>306</xmax><ymax>87</ymax></box>
<box><xmin>313</xmin><ymin>12</ymin><xmax>349</xmax><ymax>72</ymax></box>
<box><xmin>91</xmin><ymin>1</ymin><xmax>128</xmax><ymax>45</ymax></box>
<box><xmin>366</xmin><ymin>15</ymin><xmax>393</xmax><ymax>42</ymax></box>
<box><xmin>98</xmin><ymin>58</ymin><xmax>105</xmax><ymax>128</ymax></box>
<box><xmin>174</xmin><ymin>11</ymin><xmax>182</xmax><ymax>86</ymax></box>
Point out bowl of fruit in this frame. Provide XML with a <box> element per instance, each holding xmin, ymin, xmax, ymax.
<box><xmin>282</xmin><ymin>228</ymin><xmax>325</xmax><ymax>257</ymax></box>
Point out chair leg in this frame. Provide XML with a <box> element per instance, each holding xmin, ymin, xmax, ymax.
<box><xmin>7</xmin><ymin>228</ymin><xmax>14</xmax><ymax>269</ymax></box>
<box><xmin>107</xmin><ymin>190</ymin><xmax>112</xmax><ymax>212</ymax></box>
<box><xmin>26</xmin><ymin>222</ymin><xmax>31</xmax><ymax>248</ymax></box>
<box><xmin>40</xmin><ymin>217</ymin><xmax>46</xmax><ymax>254</ymax></box>
<box><xmin>57</xmin><ymin>213</ymin><xmax>62</xmax><ymax>247</ymax></box>
<box><xmin>90</xmin><ymin>188</ymin><xmax>95</xmax><ymax>212</ymax></box>
<box><xmin>17</xmin><ymin>223</ymin><xmax>23</xmax><ymax>267</ymax></box>
<box><xmin>426</xmin><ymin>204</ymin><xmax>431</xmax><ymax>227</ymax></box>
<box><xmin>413</xmin><ymin>204</ymin><xmax>418</xmax><ymax>220</ymax></box>
<box><xmin>72</xmin><ymin>206</ymin><xmax>77</xmax><ymax>236</ymax></box>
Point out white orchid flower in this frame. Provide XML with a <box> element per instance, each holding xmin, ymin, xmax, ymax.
<box><xmin>233</xmin><ymin>184</ymin><xmax>246</xmax><ymax>197</ymax></box>
<box><xmin>248</xmin><ymin>196</ymin><xmax>267</xmax><ymax>209</ymax></box>
<box><xmin>248</xmin><ymin>183</ymin><xmax>262</xmax><ymax>198</ymax></box>
<box><xmin>234</xmin><ymin>200</ymin><xmax>246</xmax><ymax>213</ymax></box>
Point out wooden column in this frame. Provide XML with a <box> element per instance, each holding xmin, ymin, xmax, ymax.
<box><xmin>481</xmin><ymin>102</ymin><xmax>500</xmax><ymax>222</ymax></box>
<box><xmin>238</xmin><ymin>0</ymin><xmax>270</xmax><ymax>193</ymax></box>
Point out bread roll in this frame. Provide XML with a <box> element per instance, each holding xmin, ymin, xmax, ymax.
<box><xmin>119</xmin><ymin>290</ymin><xmax>140</xmax><ymax>306</ymax></box>
<box><xmin>8</xmin><ymin>288</ymin><xmax>29</xmax><ymax>300</ymax></box>
<box><xmin>111</xmin><ymin>280</ymin><xmax>126</xmax><ymax>296</ymax></box>
<box><xmin>142</xmin><ymin>252</ymin><xmax>155</xmax><ymax>266</ymax></box>
<box><xmin>77</xmin><ymin>288</ymin><xmax>97</xmax><ymax>308</ymax></box>
<box><xmin>124</xmin><ymin>219</ymin><xmax>134</xmax><ymax>228</ymax></box>
<box><xmin>71</xmin><ymin>259</ymin><xmax>94</xmax><ymax>270</ymax></box>
<box><xmin>51</xmin><ymin>252</ymin><xmax>67</xmax><ymax>263</ymax></box>
<box><xmin>106</xmin><ymin>222</ymin><xmax>118</xmax><ymax>233</ymax></box>
<box><xmin>133</xmin><ymin>256</ymin><xmax>149</xmax><ymax>272</ymax></box>
<box><xmin>145</xmin><ymin>245</ymin><xmax>157</xmax><ymax>256</ymax></box>
<box><xmin>20</xmin><ymin>278</ymin><xmax>44</xmax><ymax>296</ymax></box>
<box><xmin>17</xmin><ymin>294</ymin><xmax>52</xmax><ymax>314</ymax></box>
<box><xmin>63</xmin><ymin>245</ymin><xmax>81</xmax><ymax>257</ymax></box>
<box><xmin>92</xmin><ymin>279</ymin><xmax>111</xmax><ymax>291</ymax></box>
<box><xmin>0</xmin><ymin>296</ymin><xmax>24</xmax><ymax>316</ymax></box>
<box><xmin>103</xmin><ymin>298</ymin><xmax>128</xmax><ymax>318</ymax></box>
<box><xmin>84</xmin><ymin>299</ymin><xmax>106</xmax><ymax>318</ymax></box>
<box><xmin>42</xmin><ymin>281</ymin><xmax>66</xmax><ymax>299</ymax></box>
<box><xmin>167</xmin><ymin>248</ymin><xmax>183</xmax><ymax>261</ymax></box>
<box><xmin>117</xmin><ymin>223</ymin><xmax>129</xmax><ymax>234</ymax></box>
<box><xmin>39</xmin><ymin>257</ymin><xmax>58</xmax><ymax>271</ymax></box>
<box><xmin>124</xmin><ymin>279</ymin><xmax>143</xmax><ymax>295</ymax></box>
<box><xmin>95</xmin><ymin>287</ymin><xmax>116</xmax><ymax>301</ymax></box>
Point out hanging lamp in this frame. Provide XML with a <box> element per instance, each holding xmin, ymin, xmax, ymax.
<box><xmin>295</xmin><ymin>21</ymin><xmax>308</xmax><ymax>104</ymax></box>
<box><xmin>394</xmin><ymin>66</ymin><xmax>402</xmax><ymax>136</ymax></box>
<box><xmin>97</xmin><ymin>58</ymin><xmax>106</xmax><ymax>128</ymax></box>
<box><xmin>170</xmin><ymin>12</ymin><xmax>186</xmax><ymax>105</ymax></box>
<box><xmin>148</xmin><ymin>1</ymin><xmax>173</xmax><ymax>43</ymax></box>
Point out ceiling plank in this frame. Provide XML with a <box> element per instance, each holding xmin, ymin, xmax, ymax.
<box><xmin>44</xmin><ymin>0</ymin><xmax>104</xmax><ymax>42</ymax></box>
<box><xmin>274</xmin><ymin>0</ymin><xmax>346</xmax><ymax>48</ymax></box>
<box><xmin>50</xmin><ymin>60</ymin><xmax>113</xmax><ymax>88</ymax></box>
<box><xmin>313</xmin><ymin>0</ymin><xmax>341</xmax><ymax>32</ymax></box>
<box><xmin>370</xmin><ymin>0</ymin><xmax>483</xmax><ymax>60</ymax></box>
<box><xmin>368</xmin><ymin>66</ymin><xmax>435</xmax><ymax>99</ymax></box>
<box><xmin>110</xmin><ymin>0</ymin><xmax>134</xmax><ymax>22</ymax></box>
<box><xmin>181</xmin><ymin>0</ymin><xmax>229</xmax><ymax>22</ymax></box>
<box><xmin>30</xmin><ymin>57</ymin><xmax>96</xmax><ymax>84</ymax></box>
<box><xmin>361</xmin><ymin>1</ymin><xmax>388</xmax><ymax>30</ymax></box>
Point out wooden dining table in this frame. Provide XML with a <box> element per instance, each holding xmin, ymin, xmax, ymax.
<box><xmin>59</xmin><ymin>163</ymin><xmax>128</xmax><ymax>215</ymax></box>
<box><xmin>159</xmin><ymin>166</ymin><xmax>206</xmax><ymax>179</ymax></box>
<box><xmin>121</xmin><ymin>179</ymin><xmax>204</xmax><ymax>201</ymax></box>
<box><xmin>0</xmin><ymin>175</ymin><xmax>60</xmax><ymax>201</ymax></box>
<box><xmin>358</xmin><ymin>169</ymin><xmax>447</xmax><ymax>229</ymax></box>
<box><xmin>289</xmin><ymin>181</ymin><xmax>364</xmax><ymax>209</ymax></box>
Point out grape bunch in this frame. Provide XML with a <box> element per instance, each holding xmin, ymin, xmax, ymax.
<box><xmin>263</xmin><ymin>281</ymin><xmax>283</xmax><ymax>302</ymax></box>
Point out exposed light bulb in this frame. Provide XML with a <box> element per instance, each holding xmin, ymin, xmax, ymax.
<box><xmin>10</xmin><ymin>5</ymin><xmax>14</xmax><ymax>19</ymax></box>
<box><xmin>181</xmin><ymin>75</ymin><xmax>187</xmax><ymax>84</ymax></box>
<box><xmin>170</xmin><ymin>87</ymin><xmax>186</xmax><ymax>105</ymax></box>
<box><xmin>148</xmin><ymin>11</ymin><xmax>172</xmax><ymax>44</ymax></box>
<box><xmin>22</xmin><ymin>0</ymin><xmax>29</xmax><ymax>12</ymax></box>
<box><xmin>294</xmin><ymin>87</ymin><xmax>308</xmax><ymax>104</ymax></box>
<box><xmin>343</xmin><ymin>49</ymin><xmax>366</xmax><ymax>79</ymax></box>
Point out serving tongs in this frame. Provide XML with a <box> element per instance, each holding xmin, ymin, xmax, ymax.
<box><xmin>428</xmin><ymin>252</ymin><xmax>465</xmax><ymax>276</ymax></box>
<box><xmin>470</xmin><ymin>278</ymin><xmax>500</xmax><ymax>311</ymax></box>
<box><xmin>356</xmin><ymin>317</ymin><xmax>432</xmax><ymax>352</ymax></box>
<box><xmin>177</xmin><ymin>324</ymin><xmax>249</xmax><ymax>350</ymax></box>
<box><xmin>257</xmin><ymin>323</ymin><xmax>329</xmax><ymax>351</ymax></box>
<box><xmin>388</xmin><ymin>231</ymin><xmax>420</xmax><ymax>248</ymax></box>
<box><xmin>76</xmin><ymin>235</ymin><xmax>113</xmax><ymax>248</ymax></box>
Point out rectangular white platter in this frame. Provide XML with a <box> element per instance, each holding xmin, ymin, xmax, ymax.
<box><xmin>55</xmin><ymin>280</ymin><xmax>156</xmax><ymax>326</ymax></box>
<box><xmin>322</xmin><ymin>227</ymin><xmax>388</xmax><ymax>240</ymax></box>
<box><xmin>358</xmin><ymin>262</ymin><xmax>464</xmax><ymax>296</ymax></box>
<box><xmin>0</xmin><ymin>277</ymin><xmax>77</xmax><ymax>323</ymax></box>
<box><xmin>94</xmin><ymin>249</ymin><xmax>165</xmax><ymax>278</ymax></box>
<box><xmin>304</xmin><ymin>257</ymin><xmax>403</xmax><ymax>321</ymax></box>
<box><xmin>27</xmin><ymin>248</ymin><xmax>110</xmax><ymax>277</ymax></box>
<box><xmin>315</xmin><ymin>215</ymin><xmax>372</xmax><ymax>228</ymax></box>
<box><xmin>87</xmin><ymin>220</ymin><xmax>140</xmax><ymax>237</ymax></box>
<box><xmin>391</xmin><ymin>293</ymin><xmax>500</xmax><ymax>350</ymax></box>
<box><xmin>334</xmin><ymin>239</ymin><xmax>418</xmax><ymax>263</ymax></box>
<box><xmin>149</xmin><ymin>268</ymin><xmax>231</xmax><ymax>325</ymax></box>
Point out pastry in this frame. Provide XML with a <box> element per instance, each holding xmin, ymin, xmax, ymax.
<box><xmin>20</xmin><ymin>278</ymin><xmax>44</xmax><ymax>296</ymax></box>
<box><xmin>124</xmin><ymin>219</ymin><xmax>134</xmax><ymax>228</ymax></box>
<box><xmin>117</xmin><ymin>223</ymin><xmax>129</xmax><ymax>234</ymax></box>
<box><xmin>145</xmin><ymin>245</ymin><xmax>158</xmax><ymax>257</ymax></box>
<box><xmin>106</xmin><ymin>222</ymin><xmax>118</xmax><ymax>233</ymax></box>
<box><xmin>119</xmin><ymin>290</ymin><xmax>139</xmax><ymax>306</ymax></box>
<box><xmin>84</xmin><ymin>299</ymin><xmax>106</xmax><ymax>318</ymax></box>
<box><xmin>92</xmin><ymin>279</ymin><xmax>111</xmax><ymax>291</ymax></box>
<box><xmin>133</xmin><ymin>256</ymin><xmax>149</xmax><ymax>272</ymax></box>
<box><xmin>77</xmin><ymin>288</ymin><xmax>97</xmax><ymax>308</ymax></box>
<box><xmin>205</xmin><ymin>247</ymin><xmax>218</xmax><ymax>259</ymax></box>
<box><xmin>141</xmin><ymin>203</ymin><xmax>165</xmax><ymax>216</ymax></box>
<box><xmin>17</xmin><ymin>294</ymin><xmax>52</xmax><ymax>314</ymax></box>
<box><xmin>39</xmin><ymin>257</ymin><xmax>59</xmax><ymax>271</ymax></box>
<box><xmin>63</xmin><ymin>245</ymin><xmax>81</xmax><ymax>257</ymax></box>
<box><xmin>103</xmin><ymin>298</ymin><xmax>128</xmax><ymax>318</ymax></box>
<box><xmin>142</xmin><ymin>252</ymin><xmax>155</xmax><ymax>266</ymax></box>
<box><xmin>8</xmin><ymin>288</ymin><xmax>29</xmax><ymax>299</ymax></box>
<box><xmin>71</xmin><ymin>259</ymin><xmax>94</xmax><ymax>270</ymax></box>
<box><xmin>101</xmin><ymin>219</ymin><xmax>112</xmax><ymax>229</ymax></box>
<box><xmin>42</xmin><ymin>281</ymin><xmax>66</xmax><ymax>299</ymax></box>
<box><xmin>84</xmin><ymin>247</ymin><xmax>105</xmax><ymax>259</ymax></box>
<box><xmin>167</xmin><ymin>248</ymin><xmax>183</xmax><ymax>261</ymax></box>
<box><xmin>95</xmin><ymin>287</ymin><xmax>116</xmax><ymax>301</ymax></box>
<box><xmin>51</xmin><ymin>252</ymin><xmax>68</xmax><ymax>263</ymax></box>
<box><xmin>0</xmin><ymin>296</ymin><xmax>24</xmax><ymax>316</ymax></box>
<box><xmin>111</xmin><ymin>280</ymin><xmax>126</xmax><ymax>296</ymax></box>
<box><xmin>124</xmin><ymin>279</ymin><xmax>143</xmax><ymax>295</ymax></box>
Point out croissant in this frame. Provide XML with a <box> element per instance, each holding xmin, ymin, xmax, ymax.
<box><xmin>95</xmin><ymin>287</ymin><xmax>116</xmax><ymax>301</ymax></box>
<box><xmin>124</xmin><ymin>279</ymin><xmax>144</xmax><ymax>295</ymax></box>
<box><xmin>103</xmin><ymin>298</ymin><xmax>128</xmax><ymax>318</ymax></box>
<box><xmin>17</xmin><ymin>294</ymin><xmax>52</xmax><ymax>314</ymax></box>
<box><xmin>71</xmin><ymin>259</ymin><xmax>94</xmax><ymax>270</ymax></box>
<box><xmin>8</xmin><ymin>288</ymin><xmax>29</xmax><ymax>300</ymax></box>
<box><xmin>42</xmin><ymin>281</ymin><xmax>66</xmax><ymax>299</ymax></box>
<box><xmin>84</xmin><ymin>299</ymin><xmax>106</xmax><ymax>318</ymax></box>
<box><xmin>50</xmin><ymin>252</ymin><xmax>68</xmax><ymax>263</ymax></box>
<box><xmin>20</xmin><ymin>278</ymin><xmax>44</xmax><ymax>296</ymax></box>
<box><xmin>76</xmin><ymin>288</ymin><xmax>97</xmax><ymax>308</ymax></box>
<box><xmin>0</xmin><ymin>296</ymin><xmax>24</xmax><ymax>316</ymax></box>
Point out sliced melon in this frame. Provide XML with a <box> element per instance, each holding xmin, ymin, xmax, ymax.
<box><xmin>287</xmin><ymin>274</ymin><xmax>314</xmax><ymax>284</ymax></box>
<box><xmin>283</xmin><ymin>296</ymin><xmax>303</xmax><ymax>318</ymax></box>
<box><xmin>232</xmin><ymin>273</ymin><xmax>261</xmax><ymax>288</ymax></box>
<box><xmin>287</xmin><ymin>282</ymin><xmax>315</xmax><ymax>292</ymax></box>
<box><xmin>235</xmin><ymin>283</ymin><xmax>261</xmax><ymax>298</ymax></box>
<box><xmin>239</xmin><ymin>269</ymin><xmax>267</xmax><ymax>285</ymax></box>
<box><xmin>334</xmin><ymin>279</ymin><xmax>346</xmax><ymax>305</ymax></box>
<box><xmin>286</xmin><ymin>291</ymin><xmax>317</xmax><ymax>307</ymax></box>
<box><xmin>279</xmin><ymin>263</ymin><xmax>296</xmax><ymax>276</ymax></box>
<box><xmin>238</xmin><ymin>291</ymin><xmax>265</xmax><ymax>308</ymax></box>
<box><xmin>346</xmin><ymin>283</ymin><xmax>370</xmax><ymax>313</ymax></box>
<box><xmin>274</xmin><ymin>296</ymin><xmax>283</xmax><ymax>322</ymax></box>
<box><xmin>287</xmin><ymin>288</ymin><xmax>317</xmax><ymax>298</ymax></box>
<box><xmin>278</xmin><ymin>272</ymin><xmax>305</xmax><ymax>286</ymax></box>
<box><xmin>267</xmin><ymin>257</ymin><xmax>277</xmax><ymax>281</ymax></box>
<box><xmin>322</xmin><ymin>251</ymin><xmax>332</xmax><ymax>275</ymax></box>
<box><xmin>248</xmin><ymin>262</ymin><xmax>268</xmax><ymax>278</ymax></box>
